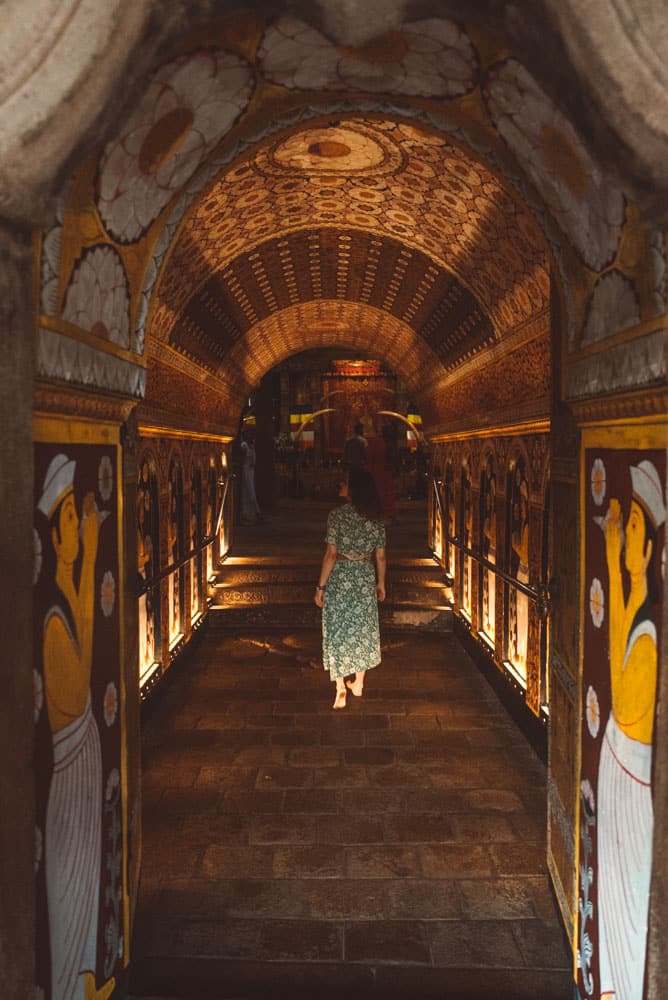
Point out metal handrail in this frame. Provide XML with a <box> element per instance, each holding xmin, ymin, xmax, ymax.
<box><xmin>138</xmin><ymin>475</ymin><xmax>234</xmax><ymax>596</ymax></box>
<box><xmin>431</xmin><ymin>476</ymin><xmax>549</xmax><ymax>613</ymax></box>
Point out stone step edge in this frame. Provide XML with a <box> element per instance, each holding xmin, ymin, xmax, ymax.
<box><xmin>130</xmin><ymin>955</ymin><xmax>570</xmax><ymax>999</ymax></box>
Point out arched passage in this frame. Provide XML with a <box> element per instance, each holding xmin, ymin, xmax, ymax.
<box><xmin>4</xmin><ymin>5</ymin><xmax>666</xmax><ymax>999</ymax></box>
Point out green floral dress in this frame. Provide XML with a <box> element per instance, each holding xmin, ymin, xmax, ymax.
<box><xmin>322</xmin><ymin>503</ymin><xmax>386</xmax><ymax>679</ymax></box>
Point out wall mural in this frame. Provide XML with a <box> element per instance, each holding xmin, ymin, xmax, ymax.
<box><xmin>36</xmin><ymin>11</ymin><xmax>660</xmax><ymax>423</ymax></box>
<box><xmin>61</xmin><ymin>245</ymin><xmax>131</xmax><ymax>349</ymax></box>
<box><xmin>459</xmin><ymin>460</ymin><xmax>473</xmax><ymax>617</ymax></box>
<box><xmin>167</xmin><ymin>457</ymin><xmax>184</xmax><ymax>646</ymax></box>
<box><xmin>137</xmin><ymin>453</ymin><xmax>161</xmax><ymax>689</ymax></box>
<box><xmin>190</xmin><ymin>466</ymin><xmax>203</xmax><ymax>623</ymax></box>
<box><xmin>576</xmin><ymin>425</ymin><xmax>666</xmax><ymax>1000</ymax></box>
<box><xmin>480</xmin><ymin>452</ymin><xmax>497</xmax><ymax>641</ymax></box>
<box><xmin>258</xmin><ymin>14</ymin><xmax>478</xmax><ymax>98</ymax></box>
<box><xmin>33</xmin><ymin>425</ymin><xmax>126</xmax><ymax>1000</ymax></box>
<box><xmin>483</xmin><ymin>58</ymin><xmax>625</xmax><ymax>274</ymax></box>
<box><xmin>507</xmin><ymin>452</ymin><xmax>530</xmax><ymax>681</ymax></box>
<box><xmin>96</xmin><ymin>48</ymin><xmax>255</xmax><ymax>245</ymax></box>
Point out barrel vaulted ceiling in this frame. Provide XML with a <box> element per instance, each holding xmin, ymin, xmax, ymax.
<box><xmin>36</xmin><ymin>9</ymin><xmax>659</xmax><ymax>434</ymax></box>
<box><xmin>149</xmin><ymin>117</ymin><xmax>550</xmax><ymax>411</ymax></box>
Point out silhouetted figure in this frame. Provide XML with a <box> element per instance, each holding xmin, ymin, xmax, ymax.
<box><xmin>343</xmin><ymin>421</ymin><xmax>367</xmax><ymax>469</ymax></box>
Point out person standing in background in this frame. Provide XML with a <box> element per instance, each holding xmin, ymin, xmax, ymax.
<box><xmin>365</xmin><ymin>423</ymin><xmax>397</xmax><ymax>523</ymax></box>
<box><xmin>240</xmin><ymin>428</ymin><xmax>262</xmax><ymax>525</ymax></box>
<box><xmin>343</xmin><ymin>421</ymin><xmax>367</xmax><ymax>469</ymax></box>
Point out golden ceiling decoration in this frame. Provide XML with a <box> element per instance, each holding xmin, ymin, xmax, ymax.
<box><xmin>151</xmin><ymin>118</ymin><xmax>550</xmax><ymax>370</ymax></box>
<box><xmin>217</xmin><ymin>300</ymin><xmax>443</xmax><ymax>399</ymax></box>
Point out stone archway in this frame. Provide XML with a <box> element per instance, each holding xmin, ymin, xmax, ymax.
<box><xmin>3</xmin><ymin>3</ymin><xmax>668</xmax><ymax>997</ymax></box>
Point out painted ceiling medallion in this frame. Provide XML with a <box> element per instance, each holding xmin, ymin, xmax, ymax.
<box><xmin>271</xmin><ymin>126</ymin><xmax>390</xmax><ymax>172</ymax></box>
<box><xmin>258</xmin><ymin>15</ymin><xmax>477</xmax><ymax>98</ymax></box>
<box><xmin>152</xmin><ymin>118</ymin><xmax>550</xmax><ymax>346</ymax></box>
<box><xmin>483</xmin><ymin>59</ymin><xmax>624</xmax><ymax>271</ymax></box>
<box><xmin>62</xmin><ymin>245</ymin><xmax>131</xmax><ymax>348</ymax></box>
<box><xmin>96</xmin><ymin>48</ymin><xmax>254</xmax><ymax>243</ymax></box>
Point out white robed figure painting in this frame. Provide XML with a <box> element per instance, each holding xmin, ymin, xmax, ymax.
<box><xmin>597</xmin><ymin>459</ymin><xmax>664</xmax><ymax>1000</ymax></box>
<box><xmin>38</xmin><ymin>453</ymin><xmax>114</xmax><ymax>1000</ymax></box>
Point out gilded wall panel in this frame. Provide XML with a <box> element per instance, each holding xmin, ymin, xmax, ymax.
<box><xmin>33</xmin><ymin>422</ymin><xmax>127</xmax><ymax>1000</ymax></box>
<box><xmin>574</xmin><ymin>423</ymin><xmax>666</xmax><ymax>1000</ymax></box>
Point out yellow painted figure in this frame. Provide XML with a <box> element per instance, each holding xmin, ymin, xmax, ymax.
<box><xmin>597</xmin><ymin>459</ymin><xmax>664</xmax><ymax>1000</ymax></box>
<box><xmin>39</xmin><ymin>454</ymin><xmax>114</xmax><ymax>1000</ymax></box>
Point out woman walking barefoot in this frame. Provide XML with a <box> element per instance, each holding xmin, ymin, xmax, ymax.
<box><xmin>314</xmin><ymin>466</ymin><xmax>387</xmax><ymax>709</ymax></box>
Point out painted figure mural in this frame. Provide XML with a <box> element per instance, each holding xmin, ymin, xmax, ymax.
<box><xmin>598</xmin><ymin>461</ymin><xmax>663</xmax><ymax>1000</ymax></box>
<box><xmin>445</xmin><ymin>462</ymin><xmax>456</xmax><ymax>579</ymax></box>
<box><xmin>167</xmin><ymin>458</ymin><xmax>183</xmax><ymax>643</ymax></box>
<box><xmin>190</xmin><ymin>467</ymin><xmax>202</xmax><ymax>622</ymax></box>
<box><xmin>577</xmin><ymin>435</ymin><xmax>665</xmax><ymax>1000</ymax></box>
<box><xmin>480</xmin><ymin>455</ymin><xmax>497</xmax><ymax>640</ymax></box>
<box><xmin>34</xmin><ymin>439</ymin><xmax>124</xmax><ymax>1000</ymax></box>
<box><xmin>137</xmin><ymin>457</ymin><xmax>159</xmax><ymax>686</ymax></box>
<box><xmin>460</xmin><ymin>463</ymin><xmax>473</xmax><ymax>615</ymax></box>
<box><xmin>508</xmin><ymin>456</ymin><xmax>529</xmax><ymax>678</ymax></box>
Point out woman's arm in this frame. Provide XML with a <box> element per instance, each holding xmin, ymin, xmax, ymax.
<box><xmin>375</xmin><ymin>546</ymin><xmax>386</xmax><ymax>602</ymax></box>
<box><xmin>314</xmin><ymin>543</ymin><xmax>337</xmax><ymax>608</ymax></box>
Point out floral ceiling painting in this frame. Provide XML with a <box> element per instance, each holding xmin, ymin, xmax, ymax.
<box><xmin>37</xmin><ymin>10</ymin><xmax>658</xmax><ymax>412</ymax></box>
<box><xmin>96</xmin><ymin>48</ymin><xmax>255</xmax><ymax>244</ymax></box>
<box><xmin>257</xmin><ymin>15</ymin><xmax>478</xmax><ymax>98</ymax></box>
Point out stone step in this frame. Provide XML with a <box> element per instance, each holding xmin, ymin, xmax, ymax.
<box><xmin>208</xmin><ymin>602</ymin><xmax>453</xmax><ymax>632</ymax></box>
<box><xmin>213</xmin><ymin>581</ymin><xmax>447</xmax><ymax>608</ymax></box>
<box><xmin>130</xmin><ymin>954</ymin><xmax>570</xmax><ymax>999</ymax></box>
<box><xmin>217</xmin><ymin>566</ymin><xmax>445</xmax><ymax>586</ymax></box>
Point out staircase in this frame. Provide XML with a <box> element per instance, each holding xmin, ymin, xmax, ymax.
<box><xmin>208</xmin><ymin>498</ymin><xmax>452</xmax><ymax>633</ymax></box>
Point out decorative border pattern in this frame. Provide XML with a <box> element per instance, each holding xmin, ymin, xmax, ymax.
<box><xmin>37</xmin><ymin>327</ymin><xmax>145</xmax><ymax>398</ymax></box>
<box><xmin>567</xmin><ymin>329</ymin><xmax>666</xmax><ymax>401</ymax></box>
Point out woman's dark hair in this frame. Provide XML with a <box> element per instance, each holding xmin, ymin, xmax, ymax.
<box><xmin>348</xmin><ymin>465</ymin><xmax>382</xmax><ymax>521</ymax></box>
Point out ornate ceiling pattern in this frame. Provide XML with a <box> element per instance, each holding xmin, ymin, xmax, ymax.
<box><xmin>152</xmin><ymin>119</ymin><xmax>550</xmax><ymax>361</ymax></box>
<box><xmin>215</xmin><ymin>300</ymin><xmax>443</xmax><ymax>399</ymax></box>
<box><xmin>34</xmin><ymin>9</ymin><xmax>662</xmax><ymax>429</ymax></box>
<box><xmin>168</xmin><ymin>228</ymin><xmax>494</xmax><ymax>378</ymax></box>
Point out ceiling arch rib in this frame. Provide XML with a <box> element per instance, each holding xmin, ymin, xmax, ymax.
<box><xmin>169</xmin><ymin>229</ymin><xmax>496</xmax><ymax>381</ymax></box>
<box><xmin>150</xmin><ymin>118</ymin><xmax>551</xmax><ymax>362</ymax></box>
<box><xmin>189</xmin><ymin>300</ymin><xmax>448</xmax><ymax>416</ymax></box>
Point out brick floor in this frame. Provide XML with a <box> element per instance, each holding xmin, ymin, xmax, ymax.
<box><xmin>131</xmin><ymin>628</ymin><xmax>571</xmax><ymax>999</ymax></box>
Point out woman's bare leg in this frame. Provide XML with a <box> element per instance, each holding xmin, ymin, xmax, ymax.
<box><xmin>346</xmin><ymin>671</ymin><xmax>365</xmax><ymax>697</ymax></box>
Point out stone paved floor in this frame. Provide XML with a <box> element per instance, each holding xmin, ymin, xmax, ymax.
<box><xmin>130</xmin><ymin>626</ymin><xmax>571</xmax><ymax>999</ymax></box>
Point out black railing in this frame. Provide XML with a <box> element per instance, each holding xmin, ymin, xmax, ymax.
<box><xmin>430</xmin><ymin>476</ymin><xmax>550</xmax><ymax>617</ymax></box>
<box><xmin>137</xmin><ymin>475</ymin><xmax>234</xmax><ymax>596</ymax></box>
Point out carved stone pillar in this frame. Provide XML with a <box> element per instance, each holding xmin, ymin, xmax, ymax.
<box><xmin>0</xmin><ymin>222</ymin><xmax>36</xmax><ymax>996</ymax></box>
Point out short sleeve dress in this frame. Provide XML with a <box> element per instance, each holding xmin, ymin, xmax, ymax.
<box><xmin>322</xmin><ymin>503</ymin><xmax>386</xmax><ymax>679</ymax></box>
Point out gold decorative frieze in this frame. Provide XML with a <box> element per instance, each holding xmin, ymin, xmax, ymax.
<box><xmin>34</xmin><ymin>382</ymin><xmax>136</xmax><ymax>425</ymax></box>
<box><xmin>571</xmin><ymin>385</ymin><xmax>668</xmax><ymax>426</ymax></box>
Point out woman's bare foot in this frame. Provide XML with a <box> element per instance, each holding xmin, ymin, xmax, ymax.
<box><xmin>346</xmin><ymin>673</ymin><xmax>364</xmax><ymax>697</ymax></box>
<box><xmin>333</xmin><ymin>680</ymin><xmax>347</xmax><ymax>709</ymax></box>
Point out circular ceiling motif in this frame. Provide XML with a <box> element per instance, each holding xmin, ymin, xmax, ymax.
<box><xmin>258</xmin><ymin>15</ymin><xmax>478</xmax><ymax>98</ymax></box>
<box><xmin>152</xmin><ymin>119</ymin><xmax>549</xmax><ymax>345</ymax></box>
<box><xmin>270</xmin><ymin>124</ymin><xmax>398</xmax><ymax>173</ymax></box>
<box><xmin>62</xmin><ymin>245</ymin><xmax>131</xmax><ymax>348</ymax></box>
<box><xmin>483</xmin><ymin>59</ymin><xmax>624</xmax><ymax>272</ymax></box>
<box><xmin>96</xmin><ymin>48</ymin><xmax>254</xmax><ymax>244</ymax></box>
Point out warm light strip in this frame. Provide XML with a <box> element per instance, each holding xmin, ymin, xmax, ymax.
<box><xmin>139</xmin><ymin>661</ymin><xmax>161</xmax><ymax>686</ymax></box>
<box><xmin>138</xmin><ymin>424</ymin><xmax>234</xmax><ymax>443</ymax></box>
<box><xmin>429</xmin><ymin>418</ymin><xmax>550</xmax><ymax>443</ymax></box>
